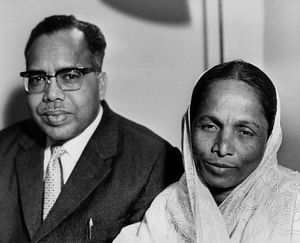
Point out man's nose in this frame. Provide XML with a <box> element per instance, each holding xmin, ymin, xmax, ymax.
<box><xmin>43</xmin><ymin>78</ymin><xmax>65</xmax><ymax>102</ymax></box>
<box><xmin>211</xmin><ymin>130</ymin><xmax>235</xmax><ymax>157</ymax></box>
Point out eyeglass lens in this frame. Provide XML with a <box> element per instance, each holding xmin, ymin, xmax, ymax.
<box><xmin>25</xmin><ymin>69</ymin><xmax>84</xmax><ymax>93</ymax></box>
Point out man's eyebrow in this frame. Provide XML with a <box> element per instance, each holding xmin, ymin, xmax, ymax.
<box><xmin>25</xmin><ymin>66</ymin><xmax>79</xmax><ymax>74</ymax></box>
<box><xmin>55</xmin><ymin>66</ymin><xmax>80</xmax><ymax>71</ymax></box>
<box><xmin>26</xmin><ymin>69</ymin><xmax>46</xmax><ymax>73</ymax></box>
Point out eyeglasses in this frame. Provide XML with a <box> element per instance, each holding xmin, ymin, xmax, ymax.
<box><xmin>20</xmin><ymin>67</ymin><xmax>100</xmax><ymax>93</ymax></box>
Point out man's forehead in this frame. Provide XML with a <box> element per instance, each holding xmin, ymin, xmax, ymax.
<box><xmin>32</xmin><ymin>28</ymin><xmax>86</xmax><ymax>48</ymax></box>
<box><xmin>26</xmin><ymin>28</ymin><xmax>90</xmax><ymax>70</ymax></box>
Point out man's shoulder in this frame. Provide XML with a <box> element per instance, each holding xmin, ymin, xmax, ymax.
<box><xmin>112</xmin><ymin>111</ymin><xmax>172</xmax><ymax>149</ymax></box>
<box><xmin>102</xmin><ymin>101</ymin><xmax>171</xmax><ymax>145</ymax></box>
<box><xmin>0</xmin><ymin>119</ymin><xmax>28</xmax><ymax>139</ymax></box>
<box><xmin>102</xmin><ymin>105</ymin><xmax>183</xmax><ymax>184</ymax></box>
<box><xmin>0</xmin><ymin>119</ymin><xmax>38</xmax><ymax>151</ymax></box>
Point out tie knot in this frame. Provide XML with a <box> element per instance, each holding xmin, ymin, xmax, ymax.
<box><xmin>50</xmin><ymin>145</ymin><xmax>66</xmax><ymax>160</ymax></box>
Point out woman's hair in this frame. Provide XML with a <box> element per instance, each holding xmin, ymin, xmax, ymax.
<box><xmin>190</xmin><ymin>60</ymin><xmax>277</xmax><ymax>136</ymax></box>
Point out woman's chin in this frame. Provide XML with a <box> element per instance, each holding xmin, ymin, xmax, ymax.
<box><xmin>202</xmin><ymin>173</ymin><xmax>237</xmax><ymax>190</ymax></box>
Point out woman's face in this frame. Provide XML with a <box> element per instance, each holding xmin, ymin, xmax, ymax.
<box><xmin>192</xmin><ymin>79</ymin><xmax>269</xmax><ymax>190</ymax></box>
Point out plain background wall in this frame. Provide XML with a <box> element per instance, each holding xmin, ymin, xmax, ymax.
<box><xmin>264</xmin><ymin>0</ymin><xmax>300</xmax><ymax>170</ymax></box>
<box><xmin>0</xmin><ymin>0</ymin><xmax>299</xmax><ymax>170</ymax></box>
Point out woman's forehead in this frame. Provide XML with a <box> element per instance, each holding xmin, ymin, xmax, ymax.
<box><xmin>195</xmin><ymin>80</ymin><xmax>266</xmax><ymax>120</ymax></box>
<box><xmin>208</xmin><ymin>79</ymin><xmax>256</xmax><ymax>95</ymax></box>
<box><xmin>195</xmin><ymin>79</ymin><xmax>260</xmax><ymax>105</ymax></box>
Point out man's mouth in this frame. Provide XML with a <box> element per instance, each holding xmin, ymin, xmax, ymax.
<box><xmin>42</xmin><ymin>110</ymin><xmax>70</xmax><ymax>125</ymax></box>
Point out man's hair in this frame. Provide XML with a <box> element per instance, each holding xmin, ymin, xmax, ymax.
<box><xmin>24</xmin><ymin>15</ymin><xmax>107</xmax><ymax>70</ymax></box>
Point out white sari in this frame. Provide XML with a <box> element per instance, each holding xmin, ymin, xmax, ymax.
<box><xmin>114</xmin><ymin>92</ymin><xmax>300</xmax><ymax>243</ymax></box>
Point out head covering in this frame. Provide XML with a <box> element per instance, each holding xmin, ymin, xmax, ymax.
<box><xmin>114</xmin><ymin>70</ymin><xmax>300</xmax><ymax>243</ymax></box>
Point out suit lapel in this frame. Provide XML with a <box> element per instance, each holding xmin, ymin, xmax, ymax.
<box><xmin>15</xmin><ymin>123</ymin><xmax>45</xmax><ymax>238</ymax></box>
<box><xmin>33</xmin><ymin>102</ymin><xmax>120</xmax><ymax>241</ymax></box>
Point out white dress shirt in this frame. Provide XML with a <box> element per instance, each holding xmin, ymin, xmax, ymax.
<box><xmin>43</xmin><ymin>106</ymin><xmax>103</xmax><ymax>184</ymax></box>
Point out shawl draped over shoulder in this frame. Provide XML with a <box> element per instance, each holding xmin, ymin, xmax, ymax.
<box><xmin>114</xmin><ymin>89</ymin><xmax>300</xmax><ymax>243</ymax></box>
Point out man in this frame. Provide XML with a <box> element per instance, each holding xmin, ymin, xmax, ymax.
<box><xmin>0</xmin><ymin>15</ymin><xmax>183</xmax><ymax>242</ymax></box>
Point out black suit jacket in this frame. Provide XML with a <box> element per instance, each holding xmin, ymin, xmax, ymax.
<box><xmin>0</xmin><ymin>101</ymin><xmax>183</xmax><ymax>242</ymax></box>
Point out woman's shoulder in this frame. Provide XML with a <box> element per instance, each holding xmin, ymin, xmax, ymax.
<box><xmin>277</xmin><ymin>164</ymin><xmax>300</xmax><ymax>175</ymax></box>
<box><xmin>276</xmin><ymin>165</ymin><xmax>300</xmax><ymax>184</ymax></box>
<box><xmin>146</xmin><ymin>177</ymin><xmax>189</xmax><ymax>216</ymax></box>
<box><xmin>149</xmin><ymin>174</ymin><xmax>192</xmax><ymax>213</ymax></box>
<box><xmin>145</xmin><ymin>175</ymin><xmax>195</xmax><ymax>239</ymax></box>
<box><xmin>268</xmin><ymin>165</ymin><xmax>300</xmax><ymax>194</ymax></box>
<box><xmin>262</xmin><ymin>165</ymin><xmax>300</xmax><ymax>239</ymax></box>
<box><xmin>114</xmin><ymin>177</ymin><xmax>194</xmax><ymax>243</ymax></box>
<box><xmin>265</xmin><ymin>165</ymin><xmax>300</xmax><ymax>217</ymax></box>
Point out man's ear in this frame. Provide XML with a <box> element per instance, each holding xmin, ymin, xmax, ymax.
<box><xmin>97</xmin><ymin>72</ymin><xmax>108</xmax><ymax>100</ymax></box>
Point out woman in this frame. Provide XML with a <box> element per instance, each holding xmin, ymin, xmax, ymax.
<box><xmin>114</xmin><ymin>60</ymin><xmax>300</xmax><ymax>243</ymax></box>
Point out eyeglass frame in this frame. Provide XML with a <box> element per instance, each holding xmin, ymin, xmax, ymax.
<box><xmin>20</xmin><ymin>66</ymin><xmax>101</xmax><ymax>93</ymax></box>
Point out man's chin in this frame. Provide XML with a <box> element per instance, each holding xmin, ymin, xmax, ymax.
<box><xmin>41</xmin><ymin>124</ymin><xmax>77</xmax><ymax>142</ymax></box>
